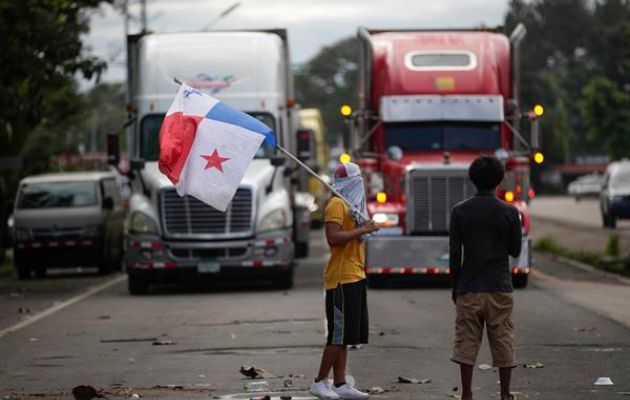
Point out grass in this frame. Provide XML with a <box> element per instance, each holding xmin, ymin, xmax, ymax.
<box><xmin>534</xmin><ymin>235</ymin><xmax>630</xmax><ymax>277</ymax></box>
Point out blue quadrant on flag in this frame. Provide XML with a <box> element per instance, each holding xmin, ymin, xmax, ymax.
<box><xmin>205</xmin><ymin>102</ymin><xmax>276</xmax><ymax>146</ymax></box>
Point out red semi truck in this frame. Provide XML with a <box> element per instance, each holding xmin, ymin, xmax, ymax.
<box><xmin>350</xmin><ymin>25</ymin><xmax>540</xmax><ymax>288</ymax></box>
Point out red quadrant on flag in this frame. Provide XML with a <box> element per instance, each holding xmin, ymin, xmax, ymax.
<box><xmin>158</xmin><ymin>83</ymin><xmax>271</xmax><ymax>212</ymax></box>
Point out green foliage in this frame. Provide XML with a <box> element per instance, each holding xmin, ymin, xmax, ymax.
<box><xmin>578</xmin><ymin>77</ymin><xmax>630</xmax><ymax>159</ymax></box>
<box><xmin>0</xmin><ymin>0</ymin><xmax>112</xmax><ymax>193</ymax></box>
<box><xmin>294</xmin><ymin>38</ymin><xmax>359</xmax><ymax>145</ymax></box>
<box><xmin>0</xmin><ymin>0</ymin><xmax>112</xmax><ymax>158</ymax></box>
<box><xmin>505</xmin><ymin>0</ymin><xmax>630</xmax><ymax>163</ymax></box>
<box><xmin>605</xmin><ymin>233</ymin><xmax>620</xmax><ymax>257</ymax></box>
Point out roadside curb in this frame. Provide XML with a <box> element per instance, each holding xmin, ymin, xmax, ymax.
<box><xmin>540</xmin><ymin>252</ymin><xmax>630</xmax><ymax>286</ymax></box>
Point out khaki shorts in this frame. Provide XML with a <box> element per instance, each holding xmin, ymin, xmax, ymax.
<box><xmin>451</xmin><ymin>292</ymin><xmax>517</xmax><ymax>368</ymax></box>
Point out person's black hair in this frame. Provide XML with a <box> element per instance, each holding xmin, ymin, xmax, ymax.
<box><xmin>468</xmin><ymin>155</ymin><xmax>504</xmax><ymax>191</ymax></box>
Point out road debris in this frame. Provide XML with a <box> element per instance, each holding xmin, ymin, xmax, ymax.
<box><xmin>153</xmin><ymin>385</ymin><xmax>183</xmax><ymax>390</ymax></box>
<box><xmin>288</xmin><ymin>373</ymin><xmax>305</xmax><ymax>379</ymax></box>
<box><xmin>368</xmin><ymin>386</ymin><xmax>386</xmax><ymax>394</ymax></box>
<box><xmin>240</xmin><ymin>365</ymin><xmax>278</xmax><ymax>379</ymax></box>
<box><xmin>130</xmin><ymin>394</ymin><xmax>140</xmax><ymax>399</ymax></box>
<box><xmin>100</xmin><ymin>337</ymin><xmax>157</xmax><ymax>343</ymax></box>
<box><xmin>617</xmin><ymin>392</ymin><xmax>630</xmax><ymax>395</ymax></box>
<box><xmin>243</xmin><ymin>380</ymin><xmax>270</xmax><ymax>392</ymax></box>
<box><xmin>283</xmin><ymin>378</ymin><xmax>293</xmax><ymax>387</ymax></box>
<box><xmin>152</xmin><ymin>339</ymin><xmax>176</xmax><ymax>346</ymax></box>
<box><xmin>594</xmin><ymin>377</ymin><xmax>614</xmax><ymax>385</ymax></box>
<box><xmin>574</xmin><ymin>326</ymin><xmax>596</xmax><ymax>332</ymax></box>
<box><xmin>72</xmin><ymin>385</ymin><xmax>105</xmax><ymax>400</ymax></box>
<box><xmin>478</xmin><ymin>364</ymin><xmax>492</xmax><ymax>370</ymax></box>
<box><xmin>98</xmin><ymin>315</ymin><xmax>111</xmax><ymax>320</ymax></box>
<box><xmin>523</xmin><ymin>362</ymin><xmax>544</xmax><ymax>369</ymax></box>
<box><xmin>397</xmin><ymin>376</ymin><xmax>431</xmax><ymax>384</ymax></box>
<box><xmin>29</xmin><ymin>337</ymin><xmax>39</xmax><ymax>342</ymax></box>
<box><xmin>349</xmin><ymin>344</ymin><xmax>363</xmax><ymax>350</ymax></box>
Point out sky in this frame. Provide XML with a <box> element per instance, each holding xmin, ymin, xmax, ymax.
<box><xmin>81</xmin><ymin>0</ymin><xmax>510</xmax><ymax>88</ymax></box>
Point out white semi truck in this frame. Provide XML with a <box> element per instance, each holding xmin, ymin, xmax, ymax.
<box><xmin>116</xmin><ymin>30</ymin><xmax>308</xmax><ymax>294</ymax></box>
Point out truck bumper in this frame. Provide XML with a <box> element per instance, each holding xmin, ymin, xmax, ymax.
<box><xmin>124</xmin><ymin>229</ymin><xmax>294</xmax><ymax>281</ymax></box>
<box><xmin>365</xmin><ymin>236</ymin><xmax>531</xmax><ymax>278</ymax></box>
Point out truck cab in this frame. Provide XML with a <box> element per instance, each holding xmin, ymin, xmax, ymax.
<box><xmin>122</xmin><ymin>30</ymin><xmax>300</xmax><ymax>294</ymax></box>
<box><xmin>352</xmin><ymin>27</ymin><xmax>535</xmax><ymax>288</ymax></box>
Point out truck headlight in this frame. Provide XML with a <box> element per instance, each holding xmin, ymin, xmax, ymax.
<box><xmin>14</xmin><ymin>228</ymin><xmax>33</xmax><ymax>241</ymax></box>
<box><xmin>373</xmin><ymin>213</ymin><xmax>399</xmax><ymax>227</ymax></box>
<box><xmin>258</xmin><ymin>209</ymin><xmax>287</xmax><ymax>233</ymax></box>
<box><xmin>130</xmin><ymin>212</ymin><xmax>158</xmax><ymax>235</ymax></box>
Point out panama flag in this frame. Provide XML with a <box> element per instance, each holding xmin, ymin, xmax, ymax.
<box><xmin>159</xmin><ymin>83</ymin><xmax>275</xmax><ymax>212</ymax></box>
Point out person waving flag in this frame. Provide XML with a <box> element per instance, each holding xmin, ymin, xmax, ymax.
<box><xmin>158</xmin><ymin>83</ymin><xmax>275</xmax><ymax>212</ymax></box>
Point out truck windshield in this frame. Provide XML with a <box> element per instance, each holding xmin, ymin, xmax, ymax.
<box><xmin>384</xmin><ymin>122</ymin><xmax>501</xmax><ymax>152</ymax></box>
<box><xmin>611</xmin><ymin>169</ymin><xmax>630</xmax><ymax>189</ymax></box>
<box><xmin>18</xmin><ymin>181</ymin><xmax>98</xmax><ymax>209</ymax></box>
<box><xmin>140</xmin><ymin>112</ymin><xmax>276</xmax><ymax>161</ymax></box>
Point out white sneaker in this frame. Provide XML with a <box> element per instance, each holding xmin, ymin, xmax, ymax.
<box><xmin>309</xmin><ymin>379</ymin><xmax>340</xmax><ymax>399</ymax></box>
<box><xmin>333</xmin><ymin>383</ymin><xmax>370</xmax><ymax>399</ymax></box>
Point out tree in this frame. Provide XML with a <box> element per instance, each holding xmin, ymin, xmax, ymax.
<box><xmin>579</xmin><ymin>77</ymin><xmax>630</xmax><ymax>160</ymax></box>
<box><xmin>294</xmin><ymin>38</ymin><xmax>359</xmax><ymax>145</ymax></box>
<box><xmin>0</xmin><ymin>0</ymin><xmax>112</xmax><ymax>158</ymax></box>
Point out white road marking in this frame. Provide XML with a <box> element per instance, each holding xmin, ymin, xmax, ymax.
<box><xmin>0</xmin><ymin>274</ymin><xmax>126</xmax><ymax>338</ymax></box>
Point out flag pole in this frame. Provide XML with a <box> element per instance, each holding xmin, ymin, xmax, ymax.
<box><xmin>275</xmin><ymin>145</ymin><xmax>371</xmax><ymax>222</ymax></box>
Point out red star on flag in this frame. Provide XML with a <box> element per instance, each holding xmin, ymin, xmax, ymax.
<box><xmin>201</xmin><ymin>149</ymin><xmax>230</xmax><ymax>173</ymax></box>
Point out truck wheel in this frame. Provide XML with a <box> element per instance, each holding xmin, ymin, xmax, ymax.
<box><xmin>128</xmin><ymin>274</ymin><xmax>149</xmax><ymax>295</ymax></box>
<box><xmin>273</xmin><ymin>267</ymin><xmax>294</xmax><ymax>290</ymax></box>
<box><xmin>368</xmin><ymin>275</ymin><xmax>386</xmax><ymax>289</ymax></box>
<box><xmin>603</xmin><ymin>212</ymin><xmax>617</xmax><ymax>229</ymax></box>
<box><xmin>98</xmin><ymin>245</ymin><xmax>112</xmax><ymax>275</ymax></box>
<box><xmin>295</xmin><ymin>242</ymin><xmax>309</xmax><ymax>258</ymax></box>
<box><xmin>34</xmin><ymin>266</ymin><xmax>47</xmax><ymax>278</ymax></box>
<box><xmin>513</xmin><ymin>274</ymin><xmax>528</xmax><ymax>288</ymax></box>
<box><xmin>14</xmin><ymin>251</ymin><xmax>31</xmax><ymax>280</ymax></box>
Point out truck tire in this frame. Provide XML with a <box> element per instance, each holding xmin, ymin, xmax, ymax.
<box><xmin>512</xmin><ymin>274</ymin><xmax>528</xmax><ymax>288</ymax></box>
<box><xmin>13</xmin><ymin>249</ymin><xmax>31</xmax><ymax>280</ymax></box>
<box><xmin>273</xmin><ymin>266</ymin><xmax>294</xmax><ymax>290</ymax></box>
<box><xmin>603</xmin><ymin>212</ymin><xmax>617</xmax><ymax>229</ymax></box>
<box><xmin>295</xmin><ymin>242</ymin><xmax>309</xmax><ymax>258</ymax></box>
<box><xmin>34</xmin><ymin>266</ymin><xmax>47</xmax><ymax>278</ymax></box>
<box><xmin>367</xmin><ymin>275</ymin><xmax>386</xmax><ymax>289</ymax></box>
<box><xmin>128</xmin><ymin>274</ymin><xmax>149</xmax><ymax>295</ymax></box>
<box><xmin>98</xmin><ymin>244</ymin><xmax>112</xmax><ymax>275</ymax></box>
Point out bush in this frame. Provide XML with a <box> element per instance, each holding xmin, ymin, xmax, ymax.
<box><xmin>605</xmin><ymin>234</ymin><xmax>620</xmax><ymax>258</ymax></box>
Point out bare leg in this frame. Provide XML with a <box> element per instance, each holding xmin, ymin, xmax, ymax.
<box><xmin>460</xmin><ymin>363</ymin><xmax>474</xmax><ymax>400</ymax></box>
<box><xmin>332</xmin><ymin>346</ymin><xmax>348</xmax><ymax>385</ymax></box>
<box><xmin>316</xmin><ymin>345</ymin><xmax>344</xmax><ymax>381</ymax></box>
<box><xmin>499</xmin><ymin>367</ymin><xmax>512</xmax><ymax>400</ymax></box>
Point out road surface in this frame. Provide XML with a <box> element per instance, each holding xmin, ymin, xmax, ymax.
<box><xmin>0</xmin><ymin>230</ymin><xmax>629</xmax><ymax>399</ymax></box>
<box><xmin>529</xmin><ymin>196</ymin><xmax>630</xmax><ymax>256</ymax></box>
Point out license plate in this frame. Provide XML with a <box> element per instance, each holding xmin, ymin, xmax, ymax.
<box><xmin>197</xmin><ymin>261</ymin><xmax>220</xmax><ymax>274</ymax></box>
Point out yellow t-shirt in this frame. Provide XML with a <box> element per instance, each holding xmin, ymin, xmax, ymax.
<box><xmin>324</xmin><ymin>196</ymin><xmax>366</xmax><ymax>289</ymax></box>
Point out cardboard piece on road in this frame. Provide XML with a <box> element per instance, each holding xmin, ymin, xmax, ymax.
<box><xmin>594</xmin><ymin>377</ymin><xmax>614</xmax><ymax>385</ymax></box>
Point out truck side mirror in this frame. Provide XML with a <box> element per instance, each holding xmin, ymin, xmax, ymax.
<box><xmin>106</xmin><ymin>134</ymin><xmax>120</xmax><ymax>165</ymax></box>
<box><xmin>130</xmin><ymin>158</ymin><xmax>146</xmax><ymax>171</ymax></box>
<box><xmin>297</xmin><ymin>128</ymin><xmax>314</xmax><ymax>162</ymax></box>
<box><xmin>530</xmin><ymin>119</ymin><xmax>541</xmax><ymax>149</ymax></box>
<box><xmin>270</xmin><ymin>156</ymin><xmax>286</xmax><ymax>167</ymax></box>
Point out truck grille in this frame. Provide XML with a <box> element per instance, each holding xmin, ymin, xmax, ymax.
<box><xmin>161</xmin><ymin>188</ymin><xmax>253</xmax><ymax>238</ymax></box>
<box><xmin>406</xmin><ymin>166</ymin><xmax>476</xmax><ymax>234</ymax></box>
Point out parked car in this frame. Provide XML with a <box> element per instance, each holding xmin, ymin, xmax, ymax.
<box><xmin>600</xmin><ymin>160</ymin><xmax>630</xmax><ymax>229</ymax></box>
<box><xmin>12</xmin><ymin>172</ymin><xmax>125</xmax><ymax>279</ymax></box>
<box><xmin>567</xmin><ymin>173</ymin><xmax>603</xmax><ymax>201</ymax></box>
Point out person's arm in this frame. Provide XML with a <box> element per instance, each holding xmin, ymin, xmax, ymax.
<box><xmin>325</xmin><ymin>220</ymin><xmax>377</xmax><ymax>247</ymax></box>
<box><xmin>449</xmin><ymin>207</ymin><xmax>462</xmax><ymax>304</ymax></box>
<box><xmin>508</xmin><ymin>208</ymin><xmax>523</xmax><ymax>258</ymax></box>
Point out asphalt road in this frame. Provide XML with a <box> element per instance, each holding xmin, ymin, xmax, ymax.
<box><xmin>0</xmin><ymin>230</ymin><xmax>629</xmax><ymax>399</ymax></box>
